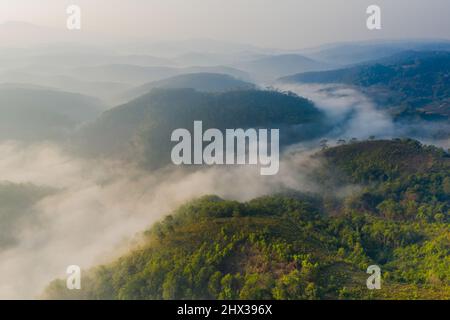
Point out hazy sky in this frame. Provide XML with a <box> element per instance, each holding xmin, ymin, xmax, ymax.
<box><xmin>0</xmin><ymin>0</ymin><xmax>449</xmax><ymax>49</ymax></box>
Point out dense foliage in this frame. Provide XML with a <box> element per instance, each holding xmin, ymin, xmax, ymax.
<box><xmin>75</xmin><ymin>88</ymin><xmax>327</xmax><ymax>168</ymax></box>
<box><xmin>320</xmin><ymin>139</ymin><xmax>450</xmax><ymax>223</ymax></box>
<box><xmin>43</xmin><ymin>139</ymin><xmax>450</xmax><ymax>300</ymax></box>
<box><xmin>281</xmin><ymin>51</ymin><xmax>450</xmax><ymax>120</ymax></box>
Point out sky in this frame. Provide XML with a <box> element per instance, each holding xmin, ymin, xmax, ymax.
<box><xmin>0</xmin><ymin>0</ymin><xmax>449</xmax><ymax>49</ymax></box>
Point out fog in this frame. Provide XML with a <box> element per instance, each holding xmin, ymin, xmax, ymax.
<box><xmin>0</xmin><ymin>77</ymin><xmax>447</xmax><ymax>299</ymax></box>
<box><xmin>1</xmin><ymin>0</ymin><xmax>450</xmax><ymax>49</ymax></box>
<box><xmin>1</xmin><ymin>76</ymin><xmax>448</xmax><ymax>298</ymax></box>
<box><xmin>277</xmin><ymin>83</ymin><xmax>450</xmax><ymax>149</ymax></box>
<box><xmin>278</xmin><ymin>84</ymin><xmax>395</xmax><ymax>139</ymax></box>
<box><xmin>0</xmin><ymin>1</ymin><xmax>448</xmax><ymax>299</ymax></box>
<box><xmin>0</xmin><ymin>140</ymin><xmax>325</xmax><ymax>299</ymax></box>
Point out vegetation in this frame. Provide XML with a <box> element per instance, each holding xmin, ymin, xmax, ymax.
<box><xmin>281</xmin><ymin>51</ymin><xmax>450</xmax><ymax>120</ymax></box>
<box><xmin>124</xmin><ymin>73</ymin><xmax>256</xmax><ymax>101</ymax></box>
<box><xmin>235</xmin><ymin>54</ymin><xmax>329</xmax><ymax>81</ymax></box>
<box><xmin>0</xmin><ymin>87</ymin><xmax>104</xmax><ymax>142</ymax></box>
<box><xmin>0</xmin><ymin>182</ymin><xmax>54</xmax><ymax>248</ymax></box>
<box><xmin>75</xmin><ymin>88</ymin><xmax>327</xmax><ymax>168</ymax></box>
<box><xmin>43</xmin><ymin>139</ymin><xmax>450</xmax><ymax>300</ymax></box>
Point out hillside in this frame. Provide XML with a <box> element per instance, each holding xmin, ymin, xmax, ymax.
<box><xmin>0</xmin><ymin>182</ymin><xmax>54</xmax><ymax>249</ymax></box>
<box><xmin>280</xmin><ymin>51</ymin><xmax>450</xmax><ymax>120</ymax></box>
<box><xmin>0</xmin><ymin>71</ymin><xmax>133</xmax><ymax>105</ymax></box>
<box><xmin>321</xmin><ymin>138</ymin><xmax>449</xmax><ymax>181</ymax></box>
<box><xmin>319</xmin><ymin>139</ymin><xmax>449</xmax><ymax>221</ymax></box>
<box><xmin>0</xmin><ymin>87</ymin><xmax>105</xmax><ymax>141</ymax></box>
<box><xmin>68</xmin><ymin>64</ymin><xmax>250</xmax><ymax>85</ymax></box>
<box><xmin>122</xmin><ymin>73</ymin><xmax>256</xmax><ymax>102</ymax></box>
<box><xmin>303</xmin><ymin>40</ymin><xmax>450</xmax><ymax>65</ymax></box>
<box><xmin>236</xmin><ymin>54</ymin><xmax>331</xmax><ymax>82</ymax></box>
<box><xmin>43</xmin><ymin>140</ymin><xmax>450</xmax><ymax>300</ymax></box>
<box><xmin>74</xmin><ymin>88</ymin><xmax>327</xmax><ymax>169</ymax></box>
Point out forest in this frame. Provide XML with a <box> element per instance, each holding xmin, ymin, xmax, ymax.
<box><xmin>43</xmin><ymin>139</ymin><xmax>450</xmax><ymax>300</ymax></box>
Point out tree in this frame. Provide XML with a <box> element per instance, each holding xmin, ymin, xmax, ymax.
<box><xmin>320</xmin><ymin>139</ymin><xmax>329</xmax><ymax>150</ymax></box>
<box><xmin>239</xmin><ymin>274</ymin><xmax>274</xmax><ymax>299</ymax></box>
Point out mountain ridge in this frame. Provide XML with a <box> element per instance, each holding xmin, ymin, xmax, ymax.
<box><xmin>280</xmin><ymin>51</ymin><xmax>450</xmax><ymax>120</ymax></box>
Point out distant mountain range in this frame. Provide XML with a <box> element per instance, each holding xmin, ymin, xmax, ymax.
<box><xmin>302</xmin><ymin>39</ymin><xmax>450</xmax><ymax>65</ymax></box>
<box><xmin>121</xmin><ymin>73</ymin><xmax>256</xmax><ymax>102</ymax></box>
<box><xmin>66</xmin><ymin>64</ymin><xmax>250</xmax><ymax>85</ymax></box>
<box><xmin>0</xmin><ymin>64</ymin><xmax>252</xmax><ymax>105</ymax></box>
<box><xmin>281</xmin><ymin>51</ymin><xmax>450</xmax><ymax>120</ymax></box>
<box><xmin>235</xmin><ymin>54</ymin><xmax>332</xmax><ymax>82</ymax></box>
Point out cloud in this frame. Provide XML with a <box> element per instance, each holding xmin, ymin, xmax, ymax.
<box><xmin>277</xmin><ymin>83</ymin><xmax>396</xmax><ymax>141</ymax></box>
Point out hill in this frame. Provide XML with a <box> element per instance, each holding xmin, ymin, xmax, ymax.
<box><xmin>74</xmin><ymin>88</ymin><xmax>326</xmax><ymax>168</ymax></box>
<box><xmin>236</xmin><ymin>54</ymin><xmax>331</xmax><ymax>82</ymax></box>
<box><xmin>0</xmin><ymin>87</ymin><xmax>105</xmax><ymax>141</ymax></box>
<box><xmin>43</xmin><ymin>139</ymin><xmax>450</xmax><ymax>300</ymax></box>
<box><xmin>68</xmin><ymin>64</ymin><xmax>250</xmax><ymax>85</ymax></box>
<box><xmin>0</xmin><ymin>182</ymin><xmax>54</xmax><ymax>249</ymax></box>
<box><xmin>319</xmin><ymin>139</ymin><xmax>449</xmax><ymax>220</ymax></box>
<box><xmin>0</xmin><ymin>71</ymin><xmax>133</xmax><ymax>105</ymax></box>
<box><xmin>122</xmin><ymin>73</ymin><xmax>256</xmax><ymax>102</ymax></box>
<box><xmin>280</xmin><ymin>51</ymin><xmax>450</xmax><ymax>120</ymax></box>
<box><xmin>303</xmin><ymin>40</ymin><xmax>450</xmax><ymax>65</ymax></box>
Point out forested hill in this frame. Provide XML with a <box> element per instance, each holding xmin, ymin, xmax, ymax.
<box><xmin>74</xmin><ymin>88</ymin><xmax>327</xmax><ymax>169</ymax></box>
<box><xmin>280</xmin><ymin>51</ymin><xmax>450</xmax><ymax>120</ymax></box>
<box><xmin>122</xmin><ymin>73</ymin><xmax>256</xmax><ymax>102</ymax></box>
<box><xmin>0</xmin><ymin>87</ymin><xmax>104</xmax><ymax>141</ymax></box>
<box><xmin>43</xmin><ymin>139</ymin><xmax>450</xmax><ymax>300</ymax></box>
<box><xmin>321</xmin><ymin>138</ymin><xmax>449</xmax><ymax>182</ymax></box>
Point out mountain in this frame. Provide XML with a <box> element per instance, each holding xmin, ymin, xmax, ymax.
<box><xmin>0</xmin><ymin>72</ymin><xmax>132</xmax><ymax>105</ymax></box>
<box><xmin>68</xmin><ymin>65</ymin><xmax>180</xmax><ymax>85</ymax></box>
<box><xmin>173</xmin><ymin>52</ymin><xmax>236</xmax><ymax>66</ymax></box>
<box><xmin>0</xmin><ymin>87</ymin><xmax>105</xmax><ymax>141</ymax></box>
<box><xmin>0</xmin><ymin>182</ymin><xmax>54</xmax><ymax>249</ymax></box>
<box><xmin>132</xmin><ymin>38</ymin><xmax>267</xmax><ymax>57</ymax></box>
<box><xmin>121</xmin><ymin>73</ymin><xmax>256</xmax><ymax>102</ymax></box>
<box><xmin>303</xmin><ymin>40</ymin><xmax>450</xmax><ymax>65</ymax></box>
<box><xmin>0</xmin><ymin>52</ymin><xmax>174</xmax><ymax>70</ymax></box>
<box><xmin>236</xmin><ymin>54</ymin><xmax>331</xmax><ymax>82</ymax></box>
<box><xmin>67</xmin><ymin>64</ymin><xmax>250</xmax><ymax>85</ymax></box>
<box><xmin>42</xmin><ymin>139</ymin><xmax>450</xmax><ymax>300</ymax></box>
<box><xmin>74</xmin><ymin>88</ymin><xmax>326</xmax><ymax>168</ymax></box>
<box><xmin>280</xmin><ymin>51</ymin><xmax>450</xmax><ymax>120</ymax></box>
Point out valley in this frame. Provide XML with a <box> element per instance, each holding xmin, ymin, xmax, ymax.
<box><xmin>0</xmin><ymin>19</ymin><xmax>448</xmax><ymax>300</ymax></box>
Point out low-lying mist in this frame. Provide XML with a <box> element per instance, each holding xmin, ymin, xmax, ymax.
<box><xmin>277</xmin><ymin>83</ymin><xmax>450</xmax><ymax>150</ymax></box>
<box><xmin>276</xmin><ymin>83</ymin><xmax>395</xmax><ymax>140</ymax></box>
<box><xmin>0</xmin><ymin>140</ymin><xmax>325</xmax><ymax>299</ymax></box>
<box><xmin>1</xmin><ymin>83</ymin><xmax>447</xmax><ymax>299</ymax></box>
